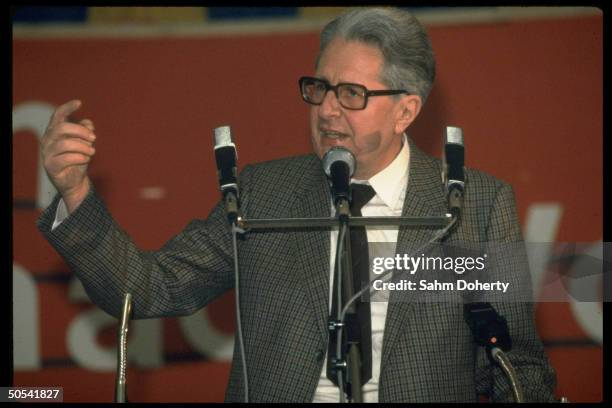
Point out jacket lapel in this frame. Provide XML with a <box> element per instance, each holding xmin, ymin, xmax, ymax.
<box><xmin>380</xmin><ymin>137</ymin><xmax>448</xmax><ymax>374</ymax></box>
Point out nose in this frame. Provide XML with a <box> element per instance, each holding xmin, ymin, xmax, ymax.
<box><xmin>318</xmin><ymin>88</ymin><xmax>342</xmax><ymax>119</ymax></box>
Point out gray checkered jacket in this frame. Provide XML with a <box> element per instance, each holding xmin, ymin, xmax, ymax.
<box><xmin>38</xmin><ymin>138</ymin><xmax>556</xmax><ymax>402</ymax></box>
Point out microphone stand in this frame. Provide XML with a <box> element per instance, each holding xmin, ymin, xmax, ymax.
<box><xmin>237</xmin><ymin>215</ymin><xmax>450</xmax><ymax>230</ymax></box>
<box><xmin>491</xmin><ymin>348</ymin><xmax>524</xmax><ymax>403</ymax></box>
<box><xmin>234</xmin><ymin>211</ymin><xmax>452</xmax><ymax>402</ymax></box>
<box><xmin>330</xmin><ymin>198</ymin><xmax>363</xmax><ymax>402</ymax></box>
<box><xmin>115</xmin><ymin>293</ymin><xmax>133</xmax><ymax>403</ymax></box>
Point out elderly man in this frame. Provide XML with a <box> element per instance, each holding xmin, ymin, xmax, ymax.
<box><xmin>38</xmin><ymin>7</ymin><xmax>556</xmax><ymax>403</ymax></box>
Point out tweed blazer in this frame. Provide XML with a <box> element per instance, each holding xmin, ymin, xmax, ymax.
<box><xmin>38</xmin><ymin>137</ymin><xmax>556</xmax><ymax>402</ymax></box>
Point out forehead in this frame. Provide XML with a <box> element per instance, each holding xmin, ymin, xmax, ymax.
<box><xmin>316</xmin><ymin>38</ymin><xmax>384</xmax><ymax>85</ymax></box>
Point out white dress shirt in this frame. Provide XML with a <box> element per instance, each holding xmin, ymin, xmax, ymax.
<box><xmin>313</xmin><ymin>135</ymin><xmax>410</xmax><ymax>402</ymax></box>
<box><xmin>51</xmin><ymin>197</ymin><xmax>69</xmax><ymax>230</ymax></box>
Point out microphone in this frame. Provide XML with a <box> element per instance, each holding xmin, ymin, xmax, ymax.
<box><xmin>464</xmin><ymin>302</ymin><xmax>524</xmax><ymax>402</ymax></box>
<box><xmin>443</xmin><ymin>126</ymin><xmax>465</xmax><ymax>218</ymax></box>
<box><xmin>322</xmin><ymin>147</ymin><xmax>356</xmax><ymax>207</ymax></box>
<box><xmin>214</xmin><ymin>125</ymin><xmax>241</xmax><ymax>224</ymax></box>
<box><xmin>463</xmin><ymin>302</ymin><xmax>511</xmax><ymax>354</ymax></box>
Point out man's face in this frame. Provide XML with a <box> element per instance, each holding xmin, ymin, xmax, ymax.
<box><xmin>309</xmin><ymin>38</ymin><xmax>409</xmax><ymax>180</ymax></box>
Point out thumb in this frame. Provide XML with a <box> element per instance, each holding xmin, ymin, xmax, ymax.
<box><xmin>50</xmin><ymin>99</ymin><xmax>82</xmax><ymax>127</ymax></box>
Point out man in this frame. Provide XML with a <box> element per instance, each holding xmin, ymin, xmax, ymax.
<box><xmin>38</xmin><ymin>7</ymin><xmax>556</xmax><ymax>402</ymax></box>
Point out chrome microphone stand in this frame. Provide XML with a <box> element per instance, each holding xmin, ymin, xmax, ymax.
<box><xmin>115</xmin><ymin>293</ymin><xmax>133</xmax><ymax>403</ymax></box>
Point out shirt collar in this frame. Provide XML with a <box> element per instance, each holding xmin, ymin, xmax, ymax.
<box><xmin>351</xmin><ymin>133</ymin><xmax>410</xmax><ymax>211</ymax></box>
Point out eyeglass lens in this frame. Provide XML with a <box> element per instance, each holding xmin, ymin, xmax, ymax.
<box><xmin>301</xmin><ymin>78</ymin><xmax>367</xmax><ymax>110</ymax></box>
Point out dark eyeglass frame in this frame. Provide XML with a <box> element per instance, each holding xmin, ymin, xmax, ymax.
<box><xmin>299</xmin><ymin>76</ymin><xmax>410</xmax><ymax>110</ymax></box>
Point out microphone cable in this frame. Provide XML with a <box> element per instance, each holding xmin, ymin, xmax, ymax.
<box><xmin>231</xmin><ymin>222</ymin><xmax>249</xmax><ymax>403</ymax></box>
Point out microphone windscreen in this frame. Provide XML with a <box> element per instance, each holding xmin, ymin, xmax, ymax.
<box><xmin>322</xmin><ymin>147</ymin><xmax>356</xmax><ymax>178</ymax></box>
<box><xmin>445</xmin><ymin>126</ymin><xmax>464</xmax><ymax>146</ymax></box>
<box><xmin>214</xmin><ymin>125</ymin><xmax>232</xmax><ymax>147</ymax></box>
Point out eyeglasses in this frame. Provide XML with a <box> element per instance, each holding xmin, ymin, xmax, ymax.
<box><xmin>299</xmin><ymin>76</ymin><xmax>410</xmax><ymax>110</ymax></box>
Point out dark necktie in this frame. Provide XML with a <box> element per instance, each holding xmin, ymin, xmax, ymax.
<box><xmin>327</xmin><ymin>183</ymin><xmax>375</xmax><ymax>389</ymax></box>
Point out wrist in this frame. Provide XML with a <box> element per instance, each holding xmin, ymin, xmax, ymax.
<box><xmin>63</xmin><ymin>178</ymin><xmax>91</xmax><ymax>214</ymax></box>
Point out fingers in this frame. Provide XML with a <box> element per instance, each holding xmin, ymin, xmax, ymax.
<box><xmin>45</xmin><ymin>122</ymin><xmax>96</xmax><ymax>144</ymax></box>
<box><xmin>49</xmin><ymin>137</ymin><xmax>96</xmax><ymax>159</ymax></box>
<box><xmin>79</xmin><ymin>118</ymin><xmax>95</xmax><ymax>132</ymax></box>
<box><xmin>49</xmin><ymin>99</ymin><xmax>82</xmax><ymax>128</ymax></box>
<box><xmin>60</xmin><ymin>153</ymin><xmax>93</xmax><ymax>166</ymax></box>
<box><xmin>44</xmin><ymin>152</ymin><xmax>92</xmax><ymax>179</ymax></box>
<box><xmin>43</xmin><ymin>138</ymin><xmax>95</xmax><ymax>177</ymax></box>
<box><xmin>44</xmin><ymin>100</ymin><xmax>96</xmax><ymax>149</ymax></box>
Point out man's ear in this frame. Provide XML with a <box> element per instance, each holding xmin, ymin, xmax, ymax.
<box><xmin>394</xmin><ymin>95</ymin><xmax>422</xmax><ymax>134</ymax></box>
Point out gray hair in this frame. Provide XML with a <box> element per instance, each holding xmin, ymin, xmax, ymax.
<box><xmin>316</xmin><ymin>7</ymin><xmax>436</xmax><ymax>105</ymax></box>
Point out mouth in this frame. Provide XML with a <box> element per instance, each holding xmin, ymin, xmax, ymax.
<box><xmin>320</xmin><ymin>129</ymin><xmax>349</xmax><ymax>140</ymax></box>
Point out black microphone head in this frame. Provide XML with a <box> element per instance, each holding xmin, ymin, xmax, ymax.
<box><xmin>463</xmin><ymin>302</ymin><xmax>512</xmax><ymax>353</ymax></box>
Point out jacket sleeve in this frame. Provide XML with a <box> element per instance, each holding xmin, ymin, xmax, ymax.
<box><xmin>474</xmin><ymin>182</ymin><xmax>558</xmax><ymax>402</ymax></box>
<box><xmin>36</xmin><ymin>166</ymin><xmax>255</xmax><ymax>320</ymax></box>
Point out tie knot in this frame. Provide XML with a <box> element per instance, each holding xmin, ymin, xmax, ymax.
<box><xmin>350</xmin><ymin>183</ymin><xmax>376</xmax><ymax>215</ymax></box>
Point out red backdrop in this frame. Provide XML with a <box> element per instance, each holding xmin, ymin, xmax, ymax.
<box><xmin>12</xmin><ymin>14</ymin><xmax>602</xmax><ymax>402</ymax></box>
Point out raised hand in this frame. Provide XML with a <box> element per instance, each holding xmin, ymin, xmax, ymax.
<box><xmin>41</xmin><ymin>100</ymin><xmax>97</xmax><ymax>213</ymax></box>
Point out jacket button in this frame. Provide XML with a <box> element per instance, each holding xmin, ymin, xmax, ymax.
<box><xmin>315</xmin><ymin>350</ymin><xmax>325</xmax><ymax>361</ymax></box>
